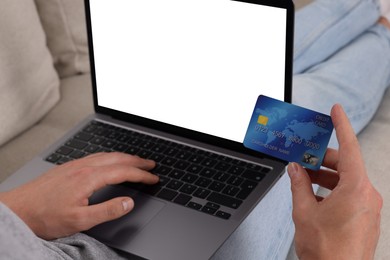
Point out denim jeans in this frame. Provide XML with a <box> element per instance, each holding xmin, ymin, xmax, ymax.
<box><xmin>293</xmin><ymin>0</ymin><xmax>390</xmax><ymax>148</ymax></box>
<box><xmin>213</xmin><ymin>0</ymin><xmax>390</xmax><ymax>259</ymax></box>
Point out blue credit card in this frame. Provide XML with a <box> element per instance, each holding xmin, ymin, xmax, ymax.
<box><xmin>243</xmin><ymin>95</ymin><xmax>334</xmax><ymax>170</ymax></box>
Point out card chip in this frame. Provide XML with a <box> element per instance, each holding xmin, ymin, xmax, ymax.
<box><xmin>257</xmin><ymin>115</ymin><xmax>268</xmax><ymax>126</ymax></box>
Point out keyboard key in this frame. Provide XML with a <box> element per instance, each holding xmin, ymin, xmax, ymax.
<box><xmin>201</xmin><ymin>158</ymin><xmax>217</xmax><ymax>168</ymax></box>
<box><xmin>140</xmin><ymin>141</ymin><xmax>155</xmax><ymax>150</ymax></box>
<box><xmin>228</xmin><ymin>166</ymin><xmax>245</xmax><ymax>175</ymax></box>
<box><xmin>201</xmin><ymin>206</ymin><xmax>218</xmax><ymax>215</ymax></box>
<box><xmin>187</xmin><ymin>164</ymin><xmax>203</xmax><ymax>174</ymax></box>
<box><xmin>173</xmin><ymin>194</ymin><xmax>192</xmax><ymax>206</ymax></box>
<box><xmin>214</xmin><ymin>162</ymin><xmax>231</xmax><ymax>171</ymax></box>
<box><xmin>107</xmin><ymin>131</ymin><xmax>121</xmax><ymax>140</ymax></box>
<box><xmin>84</xmin><ymin>144</ymin><xmax>100</xmax><ymax>153</ymax></box>
<box><xmin>158</xmin><ymin>176</ymin><xmax>170</xmax><ymax>186</ymax></box>
<box><xmin>247</xmin><ymin>163</ymin><xmax>264</xmax><ymax>171</ymax></box>
<box><xmin>65</xmin><ymin>139</ymin><xmax>88</xmax><ymax>150</ymax></box>
<box><xmin>112</xmin><ymin>143</ymin><xmax>129</xmax><ymax>152</ymax></box>
<box><xmin>46</xmin><ymin>153</ymin><xmax>62</xmax><ymax>163</ymax></box>
<box><xmin>74</xmin><ymin>132</ymin><xmax>93</xmax><ymax>142</ymax></box>
<box><xmin>83</xmin><ymin>124</ymin><xmax>97</xmax><ymax>133</ymax></box>
<box><xmin>222</xmin><ymin>185</ymin><xmax>240</xmax><ymax>197</ymax></box>
<box><xmin>161</xmin><ymin>157</ymin><xmax>177</xmax><ymax>166</ymax></box>
<box><xmin>90</xmin><ymin>136</ymin><xmax>105</xmax><ymax>145</ymax></box>
<box><xmin>180</xmin><ymin>184</ymin><xmax>197</xmax><ymax>195</ymax></box>
<box><xmin>236</xmin><ymin>180</ymin><xmax>258</xmax><ymax>200</ymax></box>
<box><xmin>157</xmin><ymin>189</ymin><xmax>178</xmax><ymax>201</ymax></box>
<box><xmin>241</xmin><ymin>170</ymin><xmax>265</xmax><ymax>182</ymax></box>
<box><xmin>165</xmin><ymin>148</ymin><xmax>179</xmax><ymax>157</ymax></box>
<box><xmin>200</xmin><ymin>168</ymin><xmax>216</xmax><ymax>178</ymax></box>
<box><xmin>227</xmin><ymin>176</ymin><xmax>244</xmax><ymax>187</ymax></box>
<box><xmin>116</xmin><ymin>134</ymin><xmax>130</xmax><ymax>143</ymax></box>
<box><xmin>216</xmin><ymin>211</ymin><xmax>231</xmax><ymax>220</ymax></box>
<box><xmin>151</xmin><ymin>144</ymin><xmax>167</xmax><ymax>153</ymax></box>
<box><xmin>187</xmin><ymin>202</ymin><xmax>202</xmax><ymax>210</ymax></box>
<box><xmin>125</xmin><ymin>146</ymin><xmax>139</xmax><ymax>155</ymax></box>
<box><xmin>174</xmin><ymin>160</ymin><xmax>190</xmax><ymax>170</ymax></box>
<box><xmin>182</xmin><ymin>173</ymin><xmax>198</xmax><ymax>184</ymax></box>
<box><xmin>220</xmin><ymin>156</ymin><xmax>233</xmax><ymax>163</ymax></box>
<box><xmin>176</xmin><ymin>151</ymin><xmax>191</xmax><ymax>160</ymax></box>
<box><xmin>207</xmin><ymin>192</ymin><xmax>242</xmax><ymax>209</ymax></box>
<box><xmin>213</xmin><ymin>172</ymin><xmax>230</xmax><ymax>182</ymax></box>
<box><xmin>149</xmin><ymin>153</ymin><xmax>165</xmax><ymax>162</ymax></box>
<box><xmin>209</xmin><ymin>181</ymin><xmax>225</xmax><ymax>192</ymax></box>
<box><xmin>193</xmin><ymin>188</ymin><xmax>210</xmax><ymax>199</ymax></box>
<box><xmin>152</xmin><ymin>165</ymin><xmax>172</xmax><ymax>176</ymax></box>
<box><xmin>195</xmin><ymin>177</ymin><xmax>212</xmax><ymax>188</ymax></box>
<box><xmin>188</xmin><ymin>154</ymin><xmax>204</xmax><ymax>164</ymax></box>
<box><xmin>169</xmin><ymin>169</ymin><xmax>185</xmax><ymax>180</ymax></box>
<box><xmin>167</xmin><ymin>180</ymin><xmax>184</xmax><ymax>190</ymax></box>
<box><xmin>236</xmin><ymin>160</ymin><xmax>247</xmax><ymax>167</ymax></box>
<box><xmin>57</xmin><ymin>157</ymin><xmax>72</xmax><ymax>165</ymax></box>
<box><xmin>137</xmin><ymin>150</ymin><xmax>152</xmax><ymax>159</ymax></box>
<box><xmin>128</xmin><ymin>138</ymin><xmax>142</xmax><ymax>146</ymax></box>
<box><xmin>101</xmin><ymin>140</ymin><xmax>117</xmax><ymax>148</ymax></box>
<box><xmin>205</xmin><ymin>202</ymin><xmax>220</xmax><ymax>210</ymax></box>
<box><xmin>69</xmin><ymin>150</ymin><xmax>86</xmax><ymax>159</ymax></box>
<box><xmin>56</xmin><ymin>146</ymin><xmax>73</xmax><ymax>155</ymax></box>
<box><xmin>95</xmin><ymin>128</ymin><xmax>110</xmax><ymax>137</ymax></box>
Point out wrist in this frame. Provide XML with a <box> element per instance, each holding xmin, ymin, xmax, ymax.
<box><xmin>0</xmin><ymin>190</ymin><xmax>46</xmax><ymax>238</ymax></box>
<box><xmin>297</xmin><ymin>232</ymin><xmax>369</xmax><ymax>260</ymax></box>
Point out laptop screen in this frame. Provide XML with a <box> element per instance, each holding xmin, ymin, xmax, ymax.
<box><xmin>88</xmin><ymin>0</ymin><xmax>293</xmax><ymax>144</ymax></box>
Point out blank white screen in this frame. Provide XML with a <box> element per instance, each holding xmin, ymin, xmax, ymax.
<box><xmin>90</xmin><ymin>0</ymin><xmax>287</xmax><ymax>142</ymax></box>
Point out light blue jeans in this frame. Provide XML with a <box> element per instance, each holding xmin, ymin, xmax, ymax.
<box><xmin>213</xmin><ymin>0</ymin><xmax>390</xmax><ymax>259</ymax></box>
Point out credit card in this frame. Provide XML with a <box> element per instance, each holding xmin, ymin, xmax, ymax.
<box><xmin>243</xmin><ymin>95</ymin><xmax>334</xmax><ymax>170</ymax></box>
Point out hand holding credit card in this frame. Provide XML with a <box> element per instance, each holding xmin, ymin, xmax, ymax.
<box><xmin>243</xmin><ymin>95</ymin><xmax>334</xmax><ymax>170</ymax></box>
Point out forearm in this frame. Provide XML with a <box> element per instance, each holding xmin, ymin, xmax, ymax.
<box><xmin>0</xmin><ymin>187</ymin><xmax>48</xmax><ymax>238</ymax></box>
<box><xmin>0</xmin><ymin>202</ymin><xmax>47</xmax><ymax>259</ymax></box>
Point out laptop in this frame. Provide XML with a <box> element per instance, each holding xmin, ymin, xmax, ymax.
<box><xmin>0</xmin><ymin>0</ymin><xmax>294</xmax><ymax>259</ymax></box>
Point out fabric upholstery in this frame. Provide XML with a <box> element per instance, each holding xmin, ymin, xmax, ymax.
<box><xmin>0</xmin><ymin>0</ymin><xmax>60</xmax><ymax>146</ymax></box>
<box><xmin>34</xmin><ymin>0</ymin><xmax>90</xmax><ymax>78</ymax></box>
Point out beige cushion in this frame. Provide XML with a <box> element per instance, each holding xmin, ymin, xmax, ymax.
<box><xmin>0</xmin><ymin>0</ymin><xmax>60</xmax><ymax>146</ymax></box>
<box><xmin>34</xmin><ymin>0</ymin><xmax>90</xmax><ymax>78</ymax></box>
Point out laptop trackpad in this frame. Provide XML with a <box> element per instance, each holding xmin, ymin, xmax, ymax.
<box><xmin>86</xmin><ymin>185</ymin><xmax>166</xmax><ymax>246</ymax></box>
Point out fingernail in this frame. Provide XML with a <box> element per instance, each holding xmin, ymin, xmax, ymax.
<box><xmin>122</xmin><ymin>199</ymin><xmax>132</xmax><ymax>212</ymax></box>
<box><xmin>288</xmin><ymin>163</ymin><xmax>299</xmax><ymax>177</ymax></box>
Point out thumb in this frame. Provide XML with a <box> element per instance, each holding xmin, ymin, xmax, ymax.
<box><xmin>85</xmin><ymin>197</ymin><xmax>135</xmax><ymax>229</ymax></box>
<box><xmin>287</xmin><ymin>163</ymin><xmax>317</xmax><ymax>214</ymax></box>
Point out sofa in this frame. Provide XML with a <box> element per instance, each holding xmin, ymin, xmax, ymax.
<box><xmin>0</xmin><ymin>0</ymin><xmax>389</xmax><ymax>259</ymax></box>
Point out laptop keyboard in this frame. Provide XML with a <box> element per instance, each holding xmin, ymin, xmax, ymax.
<box><xmin>45</xmin><ymin>121</ymin><xmax>271</xmax><ymax>220</ymax></box>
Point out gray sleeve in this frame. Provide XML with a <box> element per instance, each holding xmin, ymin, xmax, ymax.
<box><xmin>0</xmin><ymin>203</ymin><xmax>125</xmax><ymax>260</ymax></box>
